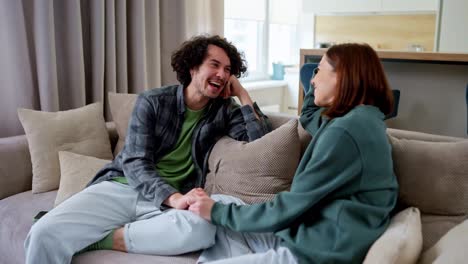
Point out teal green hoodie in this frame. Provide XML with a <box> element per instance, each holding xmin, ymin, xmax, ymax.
<box><xmin>211</xmin><ymin>89</ymin><xmax>398</xmax><ymax>264</ymax></box>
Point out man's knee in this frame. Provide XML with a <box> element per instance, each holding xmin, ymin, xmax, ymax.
<box><xmin>167</xmin><ymin>210</ymin><xmax>216</xmax><ymax>248</ymax></box>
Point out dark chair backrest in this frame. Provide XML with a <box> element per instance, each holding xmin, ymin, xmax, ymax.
<box><xmin>299</xmin><ymin>63</ymin><xmax>400</xmax><ymax>120</ymax></box>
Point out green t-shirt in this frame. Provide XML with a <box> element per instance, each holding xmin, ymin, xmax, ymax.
<box><xmin>113</xmin><ymin>107</ymin><xmax>204</xmax><ymax>189</ymax></box>
<box><xmin>155</xmin><ymin>107</ymin><xmax>205</xmax><ymax>190</ymax></box>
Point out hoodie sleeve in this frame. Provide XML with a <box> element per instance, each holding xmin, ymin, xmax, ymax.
<box><xmin>299</xmin><ymin>88</ymin><xmax>326</xmax><ymax>136</ymax></box>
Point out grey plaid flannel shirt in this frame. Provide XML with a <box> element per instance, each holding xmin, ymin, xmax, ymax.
<box><xmin>89</xmin><ymin>85</ymin><xmax>272</xmax><ymax>208</ymax></box>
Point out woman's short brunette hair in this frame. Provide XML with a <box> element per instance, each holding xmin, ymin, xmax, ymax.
<box><xmin>322</xmin><ymin>43</ymin><xmax>394</xmax><ymax>118</ymax></box>
<box><xmin>171</xmin><ymin>35</ymin><xmax>247</xmax><ymax>87</ymax></box>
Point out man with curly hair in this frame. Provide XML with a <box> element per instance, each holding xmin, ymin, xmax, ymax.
<box><xmin>25</xmin><ymin>35</ymin><xmax>272</xmax><ymax>264</ymax></box>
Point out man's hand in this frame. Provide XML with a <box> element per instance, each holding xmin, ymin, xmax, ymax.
<box><xmin>163</xmin><ymin>188</ymin><xmax>208</xmax><ymax>210</ymax></box>
<box><xmin>223</xmin><ymin>75</ymin><xmax>246</xmax><ymax>99</ymax></box>
<box><xmin>223</xmin><ymin>76</ymin><xmax>259</xmax><ymax>119</ymax></box>
<box><xmin>188</xmin><ymin>196</ymin><xmax>215</xmax><ymax>222</ymax></box>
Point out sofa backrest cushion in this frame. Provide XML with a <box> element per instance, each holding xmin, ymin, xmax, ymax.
<box><xmin>0</xmin><ymin>135</ymin><xmax>33</xmax><ymax>199</ymax></box>
<box><xmin>265</xmin><ymin>112</ymin><xmax>312</xmax><ymax>155</ymax></box>
<box><xmin>388</xmin><ymin>130</ymin><xmax>468</xmax><ymax>250</ymax></box>
<box><xmin>204</xmin><ymin>119</ymin><xmax>301</xmax><ymax>204</ymax></box>
<box><xmin>55</xmin><ymin>151</ymin><xmax>111</xmax><ymax>206</ymax></box>
<box><xmin>388</xmin><ymin>135</ymin><xmax>468</xmax><ymax>216</ymax></box>
<box><xmin>387</xmin><ymin>128</ymin><xmax>463</xmax><ymax>143</ymax></box>
<box><xmin>108</xmin><ymin>92</ymin><xmax>138</xmax><ymax>156</ymax></box>
<box><xmin>17</xmin><ymin>103</ymin><xmax>113</xmax><ymax>193</ymax></box>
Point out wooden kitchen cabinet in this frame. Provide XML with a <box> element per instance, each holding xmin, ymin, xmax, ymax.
<box><xmin>303</xmin><ymin>0</ymin><xmax>437</xmax><ymax>14</ymax></box>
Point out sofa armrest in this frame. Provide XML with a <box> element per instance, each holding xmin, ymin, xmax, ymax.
<box><xmin>0</xmin><ymin>135</ymin><xmax>32</xmax><ymax>199</ymax></box>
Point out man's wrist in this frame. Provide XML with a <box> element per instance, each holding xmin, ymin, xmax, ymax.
<box><xmin>164</xmin><ymin>192</ymin><xmax>183</xmax><ymax>207</ymax></box>
<box><xmin>237</xmin><ymin>90</ymin><xmax>253</xmax><ymax>106</ymax></box>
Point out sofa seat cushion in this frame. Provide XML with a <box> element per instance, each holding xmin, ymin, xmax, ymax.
<box><xmin>73</xmin><ymin>250</ymin><xmax>199</xmax><ymax>264</ymax></box>
<box><xmin>0</xmin><ymin>190</ymin><xmax>56</xmax><ymax>264</ymax></box>
<box><xmin>0</xmin><ymin>190</ymin><xmax>198</xmax><ymax>264</ymax></box>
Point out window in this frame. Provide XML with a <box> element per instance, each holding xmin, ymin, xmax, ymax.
<box><xmin>224</xmin><ymin>0</ymin><xmax>300</xmax><ymax>81</ymax></box>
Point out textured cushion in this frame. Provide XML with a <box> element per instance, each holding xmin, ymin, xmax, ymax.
<box><xmin>419</xmin><ymin>214</ymin><xmax>466</xmax><ymax>251</ymax></box>
<box><xmin>388</xmin><ymin>135</ymin><xmax>468</xmax><ymax>215</ymax></box>
<box><xmin>55</xmin><ymin>152</ymin><xmax>111</xmax><ymax>207</ymax></box>
<box><xmin>266</xmin><ymin>112</ymin><xmax>312</xmax><ymax>155</ymax></box>
<box><xmin>363</xmin><ymin>207</ymin><xmax>422</xmax><ymax>264</ymax></box>
<box><xmin>17</xmin><ymin>103</ymin><xmax>113</xmax><ymax>193</ymax></box>
<box><xmin>419</xmin><ymin>218</ymin><xmax>468</xmax><ymax>264</ymax></box>
<box><xmin>205</xmin><ymin>119</ymin><xmax>300</xmax><ymax>204</ymax></box>
<box><xmin>108</xmin><ymin>93</ymin><xmax>138</xmax><ymax>156</ymax></box>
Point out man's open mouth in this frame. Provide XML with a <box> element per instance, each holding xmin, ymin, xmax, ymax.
<box><xmin>208</xmin><ymin>80</ymin><xmax>223</xmax><ymax>89</ymax></box>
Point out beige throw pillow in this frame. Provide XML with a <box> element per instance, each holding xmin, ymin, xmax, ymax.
<box><xmin>204</xmin><ymin>119</ymin><xmax>300</xmax><ymax>204</ymax></box>
<box><xmin>55</xmin><ymin>151</ymin><xmax>111</xmax><ymax>206</ymax></box>
<box><xmin>418</xmin><ymin>218</ymin><xmax>468</xmax><ymax>264</ymax></box>
<box><xmin>389</xmin><ymin>136</ymin><xmax>468</xmax><ymax>215</ymax></box>
<box><xmin>363</xmin><ymin>207</ymin><xmax>423</xmax><ymax>264</ymax></box>
<box><xmin>18</xmin><ymin>103</ymin><xmax>113</xmax><ymax>193</ymax></box>
<box><xmin>108</xmin><ymin>92</ymin><xmax>138</xmax><ymax>156</ymax></box>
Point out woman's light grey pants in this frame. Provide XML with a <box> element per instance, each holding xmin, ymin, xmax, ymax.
<box><xmin>198</xmin><ymin>195</ymin><xmax>298</xmax><ymax>264</ymax></box>
<box><xmin>24</xmin><ymin>181</ymin><xmax>216</xmax><ymax>264</ymax></box>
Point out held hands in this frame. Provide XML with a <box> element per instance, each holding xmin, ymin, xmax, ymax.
<box><xmin>163</xmin><ymin>188</ymin><xmax>215</xmax><ymax>221</ymax></box>
<box><xmin>163</xmin><ymin>188</ymin><xmax>208</xmax><ymax>210</ymax></box>
<box><xmin>187</xmin><ymin>195</ymin><xmax>215</xmax><ymax>222</ymax></box>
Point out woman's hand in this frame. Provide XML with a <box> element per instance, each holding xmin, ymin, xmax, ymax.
<box><xmin>188</xmin><ymin>195</ymin><xmax>215</xmax><ymax>222</ymax></box>
<box><xmin>163</xmin><ymin>188</ymin><xmax>208</xmax><ymax>210</ymax></box>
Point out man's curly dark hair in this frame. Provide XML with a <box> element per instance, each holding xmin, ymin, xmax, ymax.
<box><xmin>171</xmin><ymin>35</ymin><xmax>247</xmax><ymax>87</ymax></box>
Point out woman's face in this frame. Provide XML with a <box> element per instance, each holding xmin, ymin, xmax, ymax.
<box><xmin>311</xmin><ymin>55</ymin><xmax>337</xmax><ymax>107</ymax></box>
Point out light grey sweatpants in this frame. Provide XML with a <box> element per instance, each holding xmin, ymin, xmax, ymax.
<box><xmin>198</xmin><ymin>195</ymin><xmax>298</xmax><ymax>264</ymax></box>
<box><xmin>24</xmin><ymin>181</ymin><xmax>216</xmax><ymax>264</ymax></box>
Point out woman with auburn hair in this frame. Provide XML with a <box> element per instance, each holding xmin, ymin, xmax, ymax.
<box><xmin>188</xmin><ymin>43</ymin><xmax>399</xmax><ymax>264</ymax></box>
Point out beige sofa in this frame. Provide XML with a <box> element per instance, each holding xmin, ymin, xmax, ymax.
<box><xmin>1</xmin><ymin>111</ymin><xmax>467</xmax><ymax>264</ymax></box>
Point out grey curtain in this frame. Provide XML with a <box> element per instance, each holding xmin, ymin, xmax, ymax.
<box><xmin>0</xmin><ymin>0</ymin><xmax>223</xmax><ymax>137</ymax></box>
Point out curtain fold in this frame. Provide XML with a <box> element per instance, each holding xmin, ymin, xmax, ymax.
<box><xmin>0</xmin><ymin>0</ymin><xmax>223</xmax><ymax>137</ymax></box>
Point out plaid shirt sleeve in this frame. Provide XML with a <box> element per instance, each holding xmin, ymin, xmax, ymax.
<box><xmin>121</xmin><ymin>94</ymin><xmax>178</xmax><ymax>208</ymax></box>
<box><xmin>226</xmin><ymin>100</ymin><xmax>272</xmax><ymax>142</ymax></box>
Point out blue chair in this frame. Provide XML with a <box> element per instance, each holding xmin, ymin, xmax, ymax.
<box><xmin>300</xmin><ymin>63</ymin><xmax>400</xmax><ymax>120</ymax></box>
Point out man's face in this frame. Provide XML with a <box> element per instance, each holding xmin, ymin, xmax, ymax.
<box><xmin>190</xmin><ymin>45</ymin><xmax>231</xmax><ymax>99</ymax></box>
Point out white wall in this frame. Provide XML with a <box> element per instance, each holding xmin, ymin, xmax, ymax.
<box><xmin>438</xmin><ymin>0</ymin><xmax>468</xmax><ymax>52</ymax></box>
